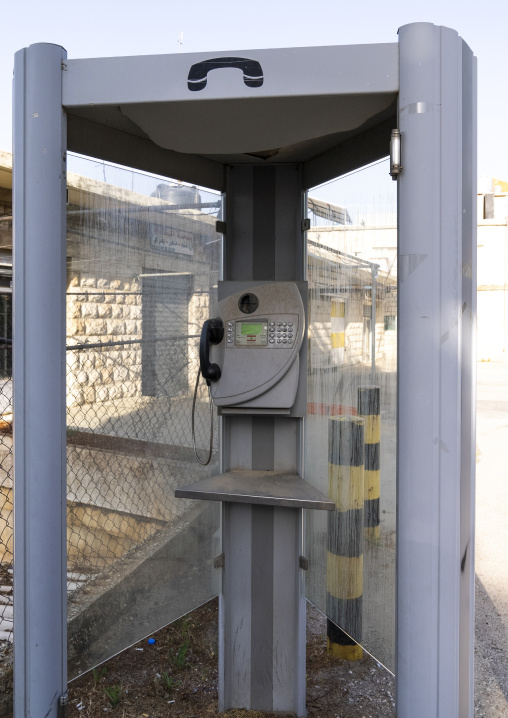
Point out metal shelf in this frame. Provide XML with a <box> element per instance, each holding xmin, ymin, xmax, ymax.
<box><xmin>176</xmin><ymin>469</ymin><xmax>334</xmax><ymax>511</ymax></box>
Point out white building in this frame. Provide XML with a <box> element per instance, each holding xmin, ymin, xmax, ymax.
<box><xmin>477</xmin><ymin>178</ymin><xmax>508</xmax><ymax>362</ymax></box>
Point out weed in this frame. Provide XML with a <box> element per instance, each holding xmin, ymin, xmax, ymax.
<box><xmin>175</xmin><ymin>616</ymin><xmax>192</xmax><ymax>640</ymax></box>
<box><xmin>172</xmin><ymin>637</ymin><xmax>191</xmax><ymax>669</ymax></box>
<box><xmin>92</xmin><ymin>666</ymin><xmax>107</xmax><ymax>685</ymax></box>
<box><xmin>103</xmin><ymin>684</ymin><xmax>122</xmax><ymax>707</ymax></box>
<box><xmin>153</xmin><ymin>671</ymin><xmax>180</xmax><ymax>697</ymax></box>
<box><xmin>162</xmin><ymin>671</ymin><xmax>179</xmax><ymax>692</ymax></box>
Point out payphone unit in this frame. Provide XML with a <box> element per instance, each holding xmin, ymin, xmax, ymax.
<box><xmin>199</xmin><ymin>281</ymin><xmax>306</xmax><ymax>414</ymax></box>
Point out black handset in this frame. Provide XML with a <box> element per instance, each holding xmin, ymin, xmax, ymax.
<box><xmin>199</xmin><ymin>318</ymin><xmax>224</xmax><ymax>385</ymax></box>
<box><xmin>187</xmin><ymin>57</ymin><xmax>264</xmax><ymax>92</ymax></box>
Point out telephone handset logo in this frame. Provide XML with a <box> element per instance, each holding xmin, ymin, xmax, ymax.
<box><xmin>187</xmin><ymin>57</ymin><xmax>264</xmax><ymax>92</ymax></box>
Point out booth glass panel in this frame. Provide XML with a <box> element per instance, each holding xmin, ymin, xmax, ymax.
<box><xmin>305</xmin><ymin>160</ymin><xmax>396</xmax><ymax>671</ymax></box>
<box><xmin>65</xmin><ymin>155</ymin><xmax>223</xmax><ymax>678</ymax></box>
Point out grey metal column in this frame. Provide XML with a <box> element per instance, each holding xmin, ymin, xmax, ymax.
<box><xmin>13</xmin><ymin>43</ymin><xmax>68</xmax><ymax>716</ymax></box>
<box><xmin>219</xmin><ymin>165</ymin><xmax>306</xmax><ymax>715</ymax></box>
<box><xmin>397</xmin><ymin>23</ymin><xmax>476</xmax><ymax>718</ymax></box>
<box><xmin>220</xmin><ymin>502</ymin><xmax>305</xmax><ymax>714</ymax></box>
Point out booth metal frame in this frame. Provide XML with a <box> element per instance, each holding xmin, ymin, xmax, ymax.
<box><xmin>13</xmin><ymin>23</ymin><xmax>476</xmax><ymax>717</ymax></box>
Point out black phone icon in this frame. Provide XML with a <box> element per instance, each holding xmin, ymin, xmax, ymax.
<box><xmin>187</xmin><ymin>57</ymin><xmax>264</xmax><ymax>92</ymax></box>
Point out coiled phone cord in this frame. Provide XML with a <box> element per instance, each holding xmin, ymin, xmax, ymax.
<box><xmin>191</xmin><ymin>368</ymin><xmax>214</xmax><ymax>466</ymax></box>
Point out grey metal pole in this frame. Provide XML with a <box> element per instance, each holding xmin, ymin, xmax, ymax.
<box><xmin>13</xmin><ymin>43</ymin><xmax>68</xmax><ymax>717</ymax></box>
<box><xmin>397</xmin><ymin>23</ymin><xmax>476</xmax><ymax>718</ymax></box>
<box><xmin>218</xmin><ymin>165</ymin><xmax>307</xmax><ymax>716</ymax></box>
<box><xmin>371</xmin><ymin>266</ymin><xmax>377</xmax><ymax>381</ymax></box>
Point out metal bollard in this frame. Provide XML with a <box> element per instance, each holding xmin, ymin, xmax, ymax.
<box><xmin>326</xmin><ymin>415</ymin><xmax>364</xmax><ymax>660</ymax></box>
<box><xmin>358</xmin><ymin>386</ymin><xmax>381</xmax><ymax>540</ymax></box>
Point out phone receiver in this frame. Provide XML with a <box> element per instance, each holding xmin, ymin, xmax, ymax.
<box><xmin>200</xmin><ymin>318</ymin><xmax>224</xmax><ymax>385</ymax></box>
<box><xmin>187</xmin><ymin>57</ymin><xmax>264</xmax><ymax>92</ymax></box>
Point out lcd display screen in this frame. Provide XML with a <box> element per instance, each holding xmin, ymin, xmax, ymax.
<box><xmin>235</xmin><ymin>320</ymin><xmax>268</xmax><ymax>346</ymax></box>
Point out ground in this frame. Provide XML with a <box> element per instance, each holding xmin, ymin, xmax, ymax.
<box><xmin>3</xmin><ymin>362</ymin><xmax>508</xmax><ymax>716</ymax></box>
<box><xmin>67</xmin><ymin>599</ymin><xmax>395</xmax><ymax>718</ymax></box>
<box><xmin>474</xmin><ymin>363</ymin><xmax>508</xmax><ymax>717</ymax></box>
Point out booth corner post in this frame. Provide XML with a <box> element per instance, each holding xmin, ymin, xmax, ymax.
<box><xmin>217</xmin><ymin>167</ymin><xmax>309</xmax><ymax>717</ymax></box>
<box><xmin>397</xmin><ymin>23</ymin><xmax>476</xmax><ymax>718</ymax></box>
<box><xmin>13</xmin><ymin>43</ymin><xmax>68</xmax><ymax>716</ymax></box>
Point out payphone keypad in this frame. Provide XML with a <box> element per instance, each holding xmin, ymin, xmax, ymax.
<box><xmin>225</xmin><ymin>316</ymin><xmax>298</xmax><ymax>348</ymax></box>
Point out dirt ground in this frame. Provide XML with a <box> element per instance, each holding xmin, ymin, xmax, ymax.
<box><xmin>4</xmin><ymin>363</ymin><xmax>508</xmax><ymax>716</ymax></box>
<box><xmin>67</xmin><ymin>599</ymin><xmax>395</xmax><ymax>718</ymax></box>
<box><xmin>64</xmin><ymin>362</ymin><xmax>508</xmax><ymax>718</ymax></box>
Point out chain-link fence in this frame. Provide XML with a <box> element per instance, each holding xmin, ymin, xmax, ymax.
<box><xmin>64</xmin><ymin>318</ymin><xmax>221</xmax><ymax>678</ymax></box>
<box><xmin>0</xmin><ymin>304</ymin><xmax>13</xmax><ymax>644</ymax></box>
<box><xmin>0</xmin><ymin>324</ymin><xmax>218</xmax><ymax>646</ymax></box>
<box><xmin>66</xmin><ymin>331</ymin><xmax>218</xmax><ymax>573</ymax></box>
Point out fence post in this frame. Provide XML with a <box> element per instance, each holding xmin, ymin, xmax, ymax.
<box><xmin>358</xmin><ymin>386</ymin><xmax>381</xmax><ymax>540</ymax></box>
<box><xmin>326</xmin><ymin>415</ymin><xmax>364</xmax><ymax>660</ymax></box>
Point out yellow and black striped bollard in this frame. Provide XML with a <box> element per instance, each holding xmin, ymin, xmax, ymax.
<box><xmin>326</xmin><ymin>415</ymin><xmax>364</xmax><ymax>660</ymax></box>
<box><xmin>358</xmin><ymin>386</ymin><xmax>381</xmax><ymax>540</ymax></box>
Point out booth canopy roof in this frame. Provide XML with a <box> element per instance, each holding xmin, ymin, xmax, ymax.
<box><xmin>64</xmin><ymin>43</ymin><xmax>399</xmax><ymax>190</ymax></box>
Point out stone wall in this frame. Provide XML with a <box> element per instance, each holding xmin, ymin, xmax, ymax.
<box><xmin>66</xmin><ymin>276</ymin><xmax>215</xmax><ymax>409</ymax></box>
<box><xmin>188</xmin><ymin>282</ymin><xmax>212</xmax><ymax>379</ymax></box>
<box><xmin>66</xmin><ymin>277</ymin><xmax>143</xmax><ymax>407</ymax></box>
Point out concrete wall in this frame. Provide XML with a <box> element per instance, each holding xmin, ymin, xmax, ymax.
<box><xmin>308</xmin><ymin>225</ymin><xmax>397</xmax><ymax>371</ymax></box>
<box><xmin>308</xmin><ymin>291</ymin><xmax>390</xmax><ymax>369</ymax></box>
<box><xmin>310</xmin><ymin>199</ymin><xmax>508</xmax><ymax>365</ymax></box>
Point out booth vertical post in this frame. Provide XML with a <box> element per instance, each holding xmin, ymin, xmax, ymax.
<box><xmin>326</xmin><ymin>416</ymin><xmax>364</xmax><ymax>660</ymax></box>
<box><xmin>358</xmin><ymin>386</ymin><xmax>380</xmax><ymax>539</ymax></box>
<box><xmin>219</xmin><ymin>165</ymin><xmax>306</xmax><ymax>716</ymax></box>
<box><xmin>397</xmin><ymin>23</ymin><xmax>476</xmax><ymax>718</ymax></box>
<box><xmin>13</xmin><ymin>43</ymin><xmax>68</xmax><ymax>716</ymax></box>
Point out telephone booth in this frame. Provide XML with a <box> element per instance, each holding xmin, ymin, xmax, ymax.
<box><xmin>12</xmin><ymin>23</ymin><xmax>476</xmax><ymax>717</ymax></box>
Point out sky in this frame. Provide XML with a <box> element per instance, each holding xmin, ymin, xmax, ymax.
<box><xmin>1</xmin><ymin>0</ymin><xmax>506</xmax><ymax>180</ymax></box>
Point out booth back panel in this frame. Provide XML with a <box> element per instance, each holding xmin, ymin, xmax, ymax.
<box><xmin>65</xmin><ymin>155</ymin><xmax>223</xmax><ymax>678</ymax></box>
<box><xmin>304</xmin><ymin>159</ymin><xmax>397</xmax><ymax>671</ymax></box>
